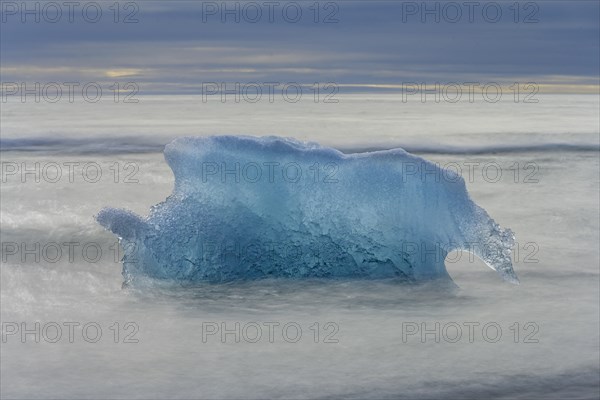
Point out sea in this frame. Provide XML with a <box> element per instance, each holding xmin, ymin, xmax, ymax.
<box><xmin>1</xmin><ymin>93</ymin><xmax>599</xmax><ymax>399</ymax></box>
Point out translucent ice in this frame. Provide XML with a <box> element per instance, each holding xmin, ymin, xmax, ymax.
<box><xmin>97</xmin><ymin>136</ymin><xmax>518</xmax><ymax>285</ymax></box>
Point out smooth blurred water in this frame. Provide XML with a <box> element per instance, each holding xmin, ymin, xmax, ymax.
<box><xmin>1</xmin><ymin>93</ymin><xmax>598</xmax><ymax>151</ymax></box>
<box><xmin>1</xmin><ymin>94</ymin><xmax>599</xmax><ymax>399</ymax></box>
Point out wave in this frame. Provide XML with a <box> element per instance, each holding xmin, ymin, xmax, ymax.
<box><xmin>341</xmin><ymin>366</ymin><xmax>600</xmax><ymax>400</ymax></box>
<box><xmin>0</xmin><ymin>137</ymin><xmax>165</xmax><ymax>154</ymax></box>
<box><xmin>344</xmin><ymin>142</ymin><xmax>600</xmax><ymax>154</ymax></box>
<box><xmin>1</xmin><ymin>136</ymin><xmax>599</xmax><ymax>155</ymax></box>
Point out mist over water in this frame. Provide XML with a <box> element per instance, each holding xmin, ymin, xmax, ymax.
<box><xmin>1</xmin><ymin>95</ymin><xmax>599</xmax><ymax>399</ymax></box>
<box><xmin>1</xmin><ymin>94</ymin><xmax>598</xmax><ymax>152</ymax></box>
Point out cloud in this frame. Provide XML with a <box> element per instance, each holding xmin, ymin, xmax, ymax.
<box><xmin>104</xmin><ymin>69</ymin><xmax>143</xmax><ymax>78</ymax></box>
<box><xmin>1</xmin><ymin>1</ymin><xmax>598</xmax><ymax>93</ymax></box>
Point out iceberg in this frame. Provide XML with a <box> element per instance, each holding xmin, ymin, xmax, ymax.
<box><xmin>97</xmin><ymin>136</ymin><xmax>518</xmax><ymax>285</ymax></box>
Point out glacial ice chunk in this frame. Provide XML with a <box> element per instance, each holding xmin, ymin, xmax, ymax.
<box><xmin>97</xmin><ymin>136</ymin><xmax>518</xmax><ymax>285</ymax></box>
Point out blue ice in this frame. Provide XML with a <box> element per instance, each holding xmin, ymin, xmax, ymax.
<box><xmin>97</xmin><ymin>136</ymin><xmax>518</xmax><ymax>285</ymax></box>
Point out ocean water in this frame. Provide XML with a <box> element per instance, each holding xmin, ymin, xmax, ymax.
<box><xmin>1</xmin><ymin>94</ymin><xmax>599</xmax><ymax>399</ymax></box>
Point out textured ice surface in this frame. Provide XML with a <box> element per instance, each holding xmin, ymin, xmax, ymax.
<box><xmin>97</xmin><ymin>136</ymin><xmax>518</xmax><ymax>285</ymax></box>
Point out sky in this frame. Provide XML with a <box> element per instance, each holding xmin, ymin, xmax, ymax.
<box><xmin>1</xmin><ymin>0</ymin><xmax>599</xmax><ymax>94</ymax></box>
